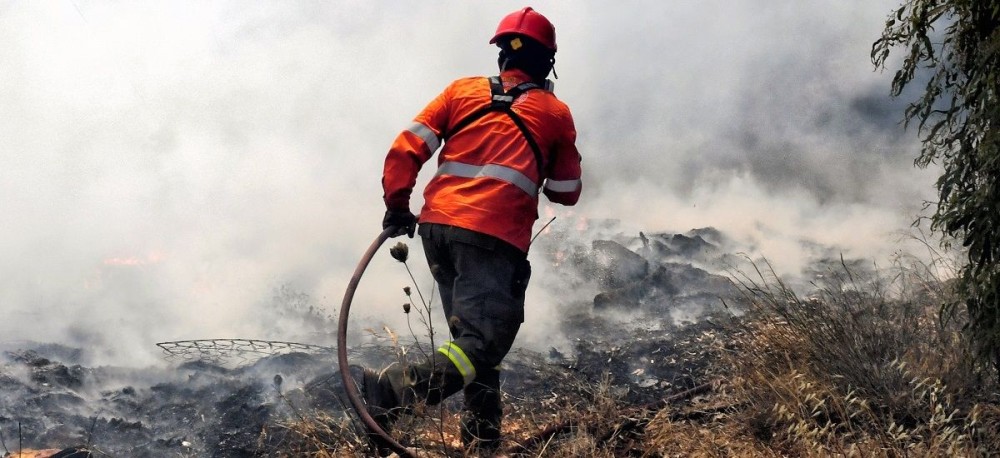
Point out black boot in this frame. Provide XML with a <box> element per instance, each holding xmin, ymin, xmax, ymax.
<box><xmin>391</xmin><ymin>356</ymin><xmax>467</xmax><ymax>407</ymax></box>
<box><xmin>349</xmin><ymin>365</ymin><xmax>403</xmax><ymax>456</ymax></box>
<box><xmin>355</xmin><ymin>358</ymin><xmax>468</xmax><ymax>454</ymax></box>
<box><xmin>461</xmin><ymin>366</ymin><xmax>502</xmax><ymax>454</ymax></box>
<box><xmin>354</xmin><ymin>357</ymin><xmax>467</xmax><ymax>424</ymax></box>
<box><xmin>359</xmin><ymin>366</ymin><xmax>402</xmax><ymax>429</ymax></box>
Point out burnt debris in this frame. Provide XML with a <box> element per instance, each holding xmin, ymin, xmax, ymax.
<box><xmin>0</xmin><ymin>226</ymin><xmax>744</xmax><ymax>456</ymax></box>
<box><xmin>549</xmin><ymin>227</ymin><xmax>739</xmax><ymax>315</ymax></box>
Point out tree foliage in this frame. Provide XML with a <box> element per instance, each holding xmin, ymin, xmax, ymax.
<box><xmin>872</xmin><ymin>1</ymin><xmax>1000</xmax><ymax>368</ymax></box>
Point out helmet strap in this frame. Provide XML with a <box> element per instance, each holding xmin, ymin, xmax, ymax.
<box><xmin>498</xmin><ymin>52</ymin><xmax>512</xmax><ymax>72</ymax></box>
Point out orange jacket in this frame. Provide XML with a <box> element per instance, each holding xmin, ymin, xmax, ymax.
<box><xmin>383</xmin><ymin>68</ymin><xmax>582</xmax><ymax>252</ymax></box>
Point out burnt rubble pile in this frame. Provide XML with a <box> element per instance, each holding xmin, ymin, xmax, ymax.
<box><xmin>538</xmin><ymin>225</ymin><xmax>740</xmax><ymax>316</ymax></box>
<box><xmin>502</xmin><ymin>316</ymin><xmax>733</xmax><ymax>409</ymax></box>
<box><xmin>532</xmin><ymin>226</ymin><xmax>742</xmax><ymax>406</ymax></box>
<box><xmin>0</xmin><ymin>226</ymin><xmax>743</xmax><ymax>456</ymax></box>
<box><xmin>0</xmin><ymin>344</ymin><xmax>374</xmax><ymax>457</ymax></box>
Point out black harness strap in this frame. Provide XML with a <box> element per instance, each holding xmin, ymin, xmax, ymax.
<box><xmin>442</xmin><ymin>76</ymin><xmax>546</xmax><ymax>183</ymax></box>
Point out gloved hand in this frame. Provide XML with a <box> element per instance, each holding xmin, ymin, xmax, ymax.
<box><xmin>383</xmin><ymin>209</ymin><xmax>416</xmax><ymax>238</ymax></box>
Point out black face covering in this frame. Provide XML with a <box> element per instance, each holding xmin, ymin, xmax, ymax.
<box><xmin>496</xmin><ymin>36</ymin><xmax>555</xmax><ymax>83</ymax></box>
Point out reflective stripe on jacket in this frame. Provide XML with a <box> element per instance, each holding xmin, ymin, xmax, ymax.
<box><xmin>382</xmin><ymin>68</ymin><xmax>582</xmax><ymax>252</ymax></box>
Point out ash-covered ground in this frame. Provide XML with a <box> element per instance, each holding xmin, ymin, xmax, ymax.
<box><xmin>0</xmin><ymin>224</ymin><xmax>856</xmax><ymax>457</ymax></box>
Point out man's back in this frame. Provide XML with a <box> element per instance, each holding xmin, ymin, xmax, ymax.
<box><xmin>370</xmin><ymin>8</ymin><xmax>581</xmax><ymax>454</ymax></box>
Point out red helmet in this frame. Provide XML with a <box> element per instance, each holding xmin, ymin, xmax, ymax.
<box><xmin>489</xmin><ymin>7</ymin><xmax>557</xmax><ymax>52</ymax></box>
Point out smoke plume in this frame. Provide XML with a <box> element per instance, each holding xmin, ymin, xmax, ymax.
<box><xmin>0</xmin><ymin>1</ymin><xmax>932</xmax><ymax>365</ymax></box>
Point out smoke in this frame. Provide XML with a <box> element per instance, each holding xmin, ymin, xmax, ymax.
<box><xmin>0</xmin><ymin>1</ymin><xmax>932</xmax><ymax>365</ymax></box>
<box><xmin>543</xmin><ymin>0</ymin><xmax>935</xmax><ymax>273</ymax></box>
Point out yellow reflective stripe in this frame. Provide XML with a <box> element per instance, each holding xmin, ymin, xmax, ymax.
<box><xmin>437</xmin><ymin>342</ymin><xmax>476</xmax><ymax>385</ymax></box>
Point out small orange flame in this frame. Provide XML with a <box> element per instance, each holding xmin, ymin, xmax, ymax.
<box><xmin>102</xmin><ymin>250</ymin><xmax>165</xmax><ymax>267</ymax></box>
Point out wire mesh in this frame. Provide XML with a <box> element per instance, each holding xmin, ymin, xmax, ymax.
<box><xmin>155</xmin><ymin>339</ymin><xmax>333</xmax><ymax>368</ymax></box>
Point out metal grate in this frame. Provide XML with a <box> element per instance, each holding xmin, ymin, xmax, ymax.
<box><xmin>155</xmin><ymin>339</ymin><xmax>333</xmax><ymax>368</ymax></box>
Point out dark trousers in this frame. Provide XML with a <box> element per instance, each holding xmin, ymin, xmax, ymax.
<box><xmin>418</xmin><ymin>223</ymin><xmax>530</xmax><ymax>443</ymax></box>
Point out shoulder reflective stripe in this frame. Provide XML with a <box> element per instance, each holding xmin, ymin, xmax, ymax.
<box><xmin>512</xmin><ymin>82</ymin><xmax>540</xmax><ymax>94</ymax></box>
<box><xmin>437</xmin><ymin>342</ymin><xmax>475</xmax><ymax>385</ymax></box>
<box><xmin>406</xmin><ymin>122</ymin><xmax>441</xmax><ymax>153</ymax></box>
<box><xmin>543</xmin><ymin>178</ymin><xmax>581</xmax><ymax>193</ymax></box>
<box><xmin>436</xmin><ymin>161</ymin><xmax>539</xmax><ymax>197</ymax></box>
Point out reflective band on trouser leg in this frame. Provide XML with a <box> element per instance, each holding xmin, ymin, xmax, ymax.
<box><xmin>543</xmin><ymin>178</ymin><xmax>581</xmax><ymax>193</ymax></box>
<box><xmin>436</xmin><ymin>161</ymin><xmax>539</xmax><ymax>197</ymax></box>
<box><xmin>407</xmin><ymin>122</ymin><xmax>441</xmax><ymax>153</ymax></box>
<box><xmin>438</xmin><ymin>341</ymin><xmax>476</xmax><ymax>385</ymax></box>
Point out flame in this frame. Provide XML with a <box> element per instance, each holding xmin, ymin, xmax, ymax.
<box><xmin>7</xmin><ymin>450</ymin><xmax>74</xmax><ymax>458</ymax></box>
<box><xmin>102</xmin><ymin>257</ymin><xmax>144</xmax><ymax>266</ymax></box>
<box><xmin>86</xmin><ymin>250</ymin><xmax>167</xmax><ymax>290</ymax></box>
<box><xmin>102</xmin><ymin>250</ymin><xmax>166</xmax><ymax>266</ymax></box>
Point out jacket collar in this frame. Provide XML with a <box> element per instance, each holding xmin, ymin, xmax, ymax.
<box><xmin>499</xmin><ymin>68</ymin><xmax>534</xmax><ymax>84</ymax></box>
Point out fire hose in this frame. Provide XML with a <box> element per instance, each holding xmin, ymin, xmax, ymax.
<box><xmin>337</xmin><ymin>226</ymin><xmax>415</xmax><ymax>457</ymax></box>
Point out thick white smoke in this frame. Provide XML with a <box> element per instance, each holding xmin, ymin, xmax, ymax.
<box><xmin>0</xmin><ymin>1</ymin><xmax>932</xmax><ymax>365</ymax></box>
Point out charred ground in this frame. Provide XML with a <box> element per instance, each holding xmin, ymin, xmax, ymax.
<box><xmin>0</xmin><ymin>225</ymin><xmax>741</xmax><ymax>457</ymax></box>
<box><xmin>5</xmin><ymin>224</ymin><xmax>996</xmax><ymax>457</ymax></box>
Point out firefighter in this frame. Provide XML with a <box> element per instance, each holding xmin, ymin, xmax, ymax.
<box><xmin>363</xmin><ymin>6</ymin><xmax>582</xmax><ymax>454</ymax></box>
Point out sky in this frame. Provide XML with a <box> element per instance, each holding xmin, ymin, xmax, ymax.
<box><xmin>0</xmin><ymin>1</ymin><xmax>936</xmax><ymax>365</ymax></box>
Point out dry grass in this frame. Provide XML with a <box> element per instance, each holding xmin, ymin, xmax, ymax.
<box><xmin>267</xmin><ymin>411</ymin><xmax>367</xmax><ymax>457</ymax></box>
<box><xmin>725</xmin><ymin>255</ymin><xmax>1000</xmax><ymax>457</ymax></box>
<box><xmin>643</xmin><ymin>411</ymin><xmax>779</xmax><ymax>458</ymax></box>
<box><xmin>275</xmin><ymin>253</ymin><xmax>1000</xmax><ymax>457</ymax></box>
